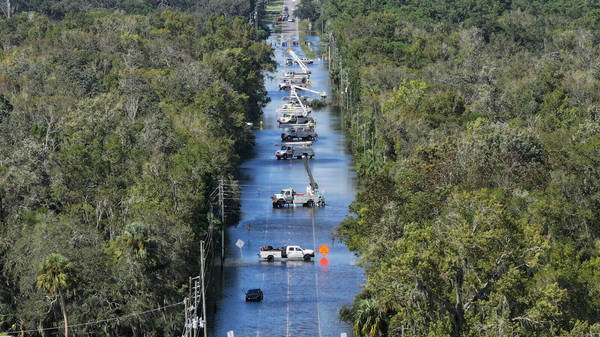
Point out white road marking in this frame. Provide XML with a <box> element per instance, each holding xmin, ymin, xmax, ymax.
<box><xmin>287</xmin><ymin>271</ymin><xmax>291</xmax><ymax>337</ymax></box>
<box><xmin>311</xmin><ymin>208</ymin><xmax>323</xmax><ymax>337</ymax></box>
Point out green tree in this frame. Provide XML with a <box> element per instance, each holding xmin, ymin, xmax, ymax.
<box><xmin>37</xmin><ymin>253</ymin><xmax>75</xmax><ymax>337</ymax></box>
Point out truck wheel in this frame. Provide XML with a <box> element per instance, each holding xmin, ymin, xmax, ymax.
<box><xmin>297</xmin><ymin>155</ymin><xmax>302</xmax><ymax>159</ymax></box>
<box><xmin>303</xmin><ymin>255</ymin><xmax>311</xmax><ymax>261</ymax></box>
<box><xmin>267</xmin><ymin>255</ymin><xmax>274</xmax><ymax>262</ymax></box>
<box><xmin>285</xmin><ymin>136</ymin><xmax>292</xmax><ymax>141</ymax></box>
<box><xmin>283</xmin><ymin>154</ymin><xmax>288</xmax><ymax>160</ymax></box>
<box><xmin>307</xmin><ymin>200</ymin><xmax>314</xmax><ymax>207</ymax></box>
<box><xmin>307</xmin><ymin>136</ymin><xmax>313</xmax><ymax>141</ymax></box>
<box><xmin>277</xmin><ymin>200</ymin><xmax>285</xmax><ymax>208</ymax></box>
<box><xmin>272</xmin><ymin>202</ymin><xmax>278</xmax><ymax>208</ymax></box>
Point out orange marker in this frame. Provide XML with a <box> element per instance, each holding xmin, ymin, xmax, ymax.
<box><xmin>318</xmin><ymin>244</ymin><xmax>330</xmax><ymax>256</ymax></box>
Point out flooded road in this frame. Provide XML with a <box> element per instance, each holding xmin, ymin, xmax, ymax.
<box><xmin>208</xmin><ymin>2</ymin><xmax>363</xmax><ymax>335</ymax></box>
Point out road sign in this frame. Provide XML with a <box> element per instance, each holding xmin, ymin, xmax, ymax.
<box><xmin>318</xmin><ymin>244</ymin><xmax>330</xmax><ymax>255</ymax></box>
<box><xmin>235</xmin><ymin>239</ymin><xmax>245</xmax><ymax>249</ymax></box>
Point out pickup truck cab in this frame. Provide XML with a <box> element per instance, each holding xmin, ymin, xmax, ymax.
<box><xmin>258</xmin><ymin>245</ymin><xmax>315</xmax><ymax>262</ymax></box>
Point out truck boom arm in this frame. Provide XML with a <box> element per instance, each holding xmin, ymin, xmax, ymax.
<box><xmin>291</xmin><ymin>85</ymin><xmax>327</xmax><ymax>98</ymax></box>
<box><xmin>287</xmin><ymin>49</ymin><xmax>310</xmax><ymax>74</ymax></box>
<box><xmin>290</xmin><ymin>86</ymin><xmax>309</xmax><ymax>116</ymax></box>
<box><xmin>303</xmin><ymin>156</ymin><xmax>318</xmax><ymax>191</ymax></box>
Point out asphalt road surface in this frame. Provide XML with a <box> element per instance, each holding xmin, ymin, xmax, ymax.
<box><xmin>208</xmin><ymin>1</ymin><xmax>363</xmax><ymax>335</ymax></box>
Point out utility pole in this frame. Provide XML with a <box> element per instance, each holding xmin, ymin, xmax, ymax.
<box><xmin>219</xmin><ymin>178</ymin><xmax>225</xmax><ymax>264</ymax></box>
<box><xmin>200</xmin><ymin>241</ymin><xmax>208</xmax><ymax>337</ymax></box>
<box><xmin>184</xmin><ymin>297</ymin><xmax>189</xmax><ymax>337</ymax></box>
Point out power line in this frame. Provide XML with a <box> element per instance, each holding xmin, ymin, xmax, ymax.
<box><xmin>1</xmin><ymin>302</ymin><xmax>183</xmax><ymax>335</ymax></box>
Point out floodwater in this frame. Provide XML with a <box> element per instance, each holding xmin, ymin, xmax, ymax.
<box><xmin>208</xmin><ymin>2</ymin><xmax>363</xmax><ymax>336</ymax></box>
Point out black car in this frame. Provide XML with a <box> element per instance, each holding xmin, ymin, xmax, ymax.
<box><xmin>245</xmin><ymin>288</ymin><xmax>263</xmax><ymax>302</ymax></box>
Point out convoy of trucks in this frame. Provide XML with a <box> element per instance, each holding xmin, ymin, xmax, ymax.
<box><xmin>246</xmin><ymin>24</ymin><xmax>330</xmax><ymax>301</ymax></box>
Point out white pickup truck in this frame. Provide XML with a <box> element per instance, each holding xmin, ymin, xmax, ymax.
<box><xmin>258</xmin><ymin>245</ymin><xmax>315</xmax><ymax>262</ymax></box>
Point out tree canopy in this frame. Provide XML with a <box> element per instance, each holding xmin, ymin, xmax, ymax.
<box><xmin>0</xmin><ymin>9</ymin><xmax>274</xmax><ymax>336</ymax></box>
<box><xmin>324</xmin><ymin>0</ymin><xmax>600</xmax><ymax>335</ymax></box>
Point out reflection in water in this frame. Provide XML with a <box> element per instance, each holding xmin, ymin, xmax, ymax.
<box><xmin>319</xmin><ymin>258</ymin><xmax>330</xmax><ymax>272</ymax></box>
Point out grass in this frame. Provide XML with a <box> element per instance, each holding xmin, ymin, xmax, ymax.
<box><xmin>261</xmin><ymin>0</ymin><xmax>284</xmax><ymax>28</ymax></box>
<box><xmin>298</xmin><ymin>19</ymin><xmax>318</xmax><ymax>59</ymax></box>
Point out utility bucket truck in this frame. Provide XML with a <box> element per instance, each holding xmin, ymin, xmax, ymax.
<box><xmin>271</xmin><ymin>157</ymin><xmax>325</xmax><ymax>207</ymax></box>
<box><xmin>277</xmin><ymin>85</ymin><xmax>325</xmax><ymax>122</ymax></box>
<box><xmin>281</xmin><ymin>126</ymin><xmax>317</xmax><ymax>142</ymax></box>
<box><xmin>275</xmin><ymin>142</ymin><xmax>315</xmax><ymax>160</ymax></box>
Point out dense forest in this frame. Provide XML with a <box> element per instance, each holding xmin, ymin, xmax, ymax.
<box><xmin>1</xmin><ymin>0</ymin><xmax>256</xmax><ymax>19</ymax></box>
<box><xmin>314</xmin><ymin>0</ymin><xmax>600</xmax><ymax>336</ymax></box>
<box><xmin>0</xmin><ymin>6</ymin><xmax>274</xmax><ymax>336</ymax></box>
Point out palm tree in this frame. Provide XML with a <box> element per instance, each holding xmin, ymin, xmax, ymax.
<box><xmin>37</xmin><ymin>253</ymin><xmax>74</xmax><ymax>337</ymax></box>
<box><xmin>353</xmin><ymin>297</ymin><xmax>386</xmax><ymax>337</ymax></box>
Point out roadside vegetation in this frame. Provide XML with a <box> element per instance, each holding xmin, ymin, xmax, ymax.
<box><xmin>0</xmin><ymin>5</ymin><xmax>274</xmax><ymax>336</ymax></box>
<box><xmin>1</xmin><ymin>0</ymin><xmax>256</xmax><ymax>18</ymax></box>
<box><xmin>305</xmin><ymin>0</ymin><xmax>600</xmax><ymax>335</ymax></box>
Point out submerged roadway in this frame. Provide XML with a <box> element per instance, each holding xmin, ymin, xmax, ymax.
<box><xmin>209</xmin><ymin>0</ymin><xmax>363</xmax><ymax>335</ymax></box>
